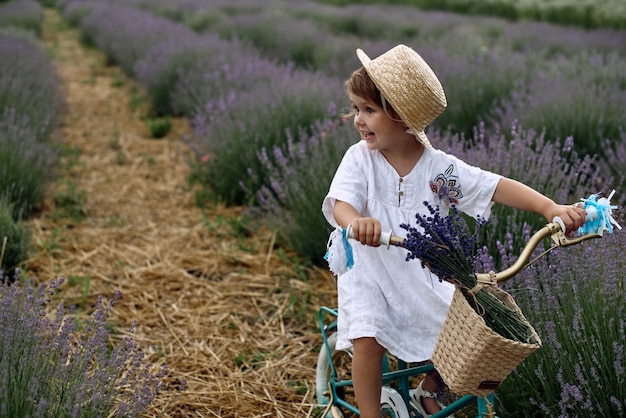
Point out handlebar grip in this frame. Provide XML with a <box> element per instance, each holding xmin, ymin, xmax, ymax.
<box><xmin>552</xmin><ymin>216</ymin><xmax>566</xmax><ymax>233</ymax></box>
<box><xmin>380</xmin><ymin>230</ymin><xmax>392</xmax><ymax>246</ymax></box>
<box><xmin>345</xmin><ymin>226</ymin><xmax>393</xmax><ymax>247</ymax></box>
<box><xmin>553</xmin><ymin>205</ymin><xmax>599</xmax><ymax>233</ymax></box>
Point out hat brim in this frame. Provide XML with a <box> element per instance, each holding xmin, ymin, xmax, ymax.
<box><xmin>356</xmin><ymin>48</ymin><xmax>370</xmax><ymax>66</ymax></box>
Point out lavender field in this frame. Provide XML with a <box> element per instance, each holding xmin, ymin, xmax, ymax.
<box><xmin>319</xmin><ymin>0</ymin><xmax>626</xmax><ymax>30</ymax></box>
<box><xmin>1</xmin><ymin>0</ymin><xmax>625</xmax><ymax>416</ymax></box>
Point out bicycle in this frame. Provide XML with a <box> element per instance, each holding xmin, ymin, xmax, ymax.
<box><xmin>315</xmin><ymin>209</ymin><xmax>613</xmax><ymax>418</ymax></box>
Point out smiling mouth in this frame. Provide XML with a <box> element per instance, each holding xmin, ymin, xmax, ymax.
<box><xmin>362</xmin><ymin>131</ymin><xmax>374</xmax><ymax>139</ymax></box>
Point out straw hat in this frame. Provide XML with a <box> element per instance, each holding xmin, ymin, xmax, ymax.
<box><xmin>356</xmin><ymin>44</ymin><xmax>447</xmax><ymax>148</ymax></box>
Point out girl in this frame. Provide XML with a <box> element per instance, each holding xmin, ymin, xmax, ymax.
<box><xmin>322</xmin><ymin>44</ymin><xmax>586</xmax><ymax>418</ymax></box>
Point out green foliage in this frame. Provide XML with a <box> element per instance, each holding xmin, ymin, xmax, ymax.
<box><xmin>145</xmin><ymin>116</ymin><xmax>172</xmax><ymax>138</ymax></box>
<box><xmin>0</xmin><ymin>198</ymin><xmax>30</xmax><ymax>273</ymax></box>
<box><xmin>127</xmin><ymin>85</ymin><xmax>148</xmax><ymax>112</ymax></box>
<box><xmin>201</xmin><ymin>212</ymin><xmax>252</xmax><ymax>240</ymax></box>
<box><xmin>52</xmin><ymin>181</ymin><xmax>87</xmax><ymax>223</ymax></box>
<box><xmin>66</xmin><ymin>274</ymin><xmax>92</xmax><ymax>305</ymax></box>
<box><xmin>178</xmin><ymin>7</ymin><xmax>222</xmax><ymax>31</ymax></box>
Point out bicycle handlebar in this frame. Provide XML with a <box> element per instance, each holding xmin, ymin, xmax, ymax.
<box><xmin>476</xmin><ymin>221</ymin><xmax>600</xmax><ymax>284</ymax></box>
<box><xmin>346</xmin><ymin>218</ymin><xmax>602</xmax><ymax>285</ymax></box>
<box><xmin>331</xmin><ymin>192</ymin><xmax>620</xmax><ymax>279</ymax></box>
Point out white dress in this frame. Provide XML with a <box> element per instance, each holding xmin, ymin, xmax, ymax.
<box><xmin>322</xmin><ymin>141</ymin><xmax>502</xmax><ymax>362</ymax></box>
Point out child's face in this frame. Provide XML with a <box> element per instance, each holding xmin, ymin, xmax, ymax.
<box><xmin>349</xmin><ymin>93</ymin><xmax>411</xmax><ymax>152</ymax></box>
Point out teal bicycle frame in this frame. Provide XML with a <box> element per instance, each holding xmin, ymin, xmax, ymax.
<box><xmin>318</xmin><ymin>306</ymin><xmax>496</xmax><ymax>417</ymax></box>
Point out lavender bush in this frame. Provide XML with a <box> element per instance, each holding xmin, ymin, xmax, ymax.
<box><xmin>0</xmin><ymin>275</ymin><xmax>167</xmax><ymax>417</ymax></box>
<box><xmin>254</xmin><ymin>113</ymin><xmax>356</xmax><ymax>263</ymax></box>
<box><xmin>63</xmin><ymin>2</ymin><xmax>225</xmax><ymax>115</ymax></box>
<box><xmin>479</xmin><ymin>227</ymin><xmax>626</xmax><ymax>416</ymax></box>
<box><xmin>0</xmin><ymin>109</ymin><xmax>56</xmax><ymax>217</ymax></box>
<box><xmin>320</xmin><ymin>0</ymin><xmax>626</xmax><ymax>30</ymax></box>
<box><xmin>0</xmin><ymin>0</ymin><xmax>43</xmax><ymax>36</ymax></box>
<box><xmin>0</xmin><ymin>28</ymin><xmax>62</xmax><ymax>144</ymax></box>
<box><xmin>491</xmin><ymin>51</ymin><xmax>626</xmax><ymax>158</ymax></box>
<box><xmin>0</xmin><ymin>29</ymin><xmax>61</xmax><ymax>216</ymax></box>
<box><xmin>169</xmin><ymin>36</ymin><xmax>278</xmax><ymax>116</ymax></box>
<box><xmin>424</xmin><ymin>47</ymin><xmax>528</xmax><ymax>140</ymax></box>
<box><xmin>104</xmin><ymin>0</ymin><xmax>377</xmax><ymax>76</ymax></box>
<box><xmin>133</xmin><ymin>33</ymin><xmax>226</xmax><ymax>116</ymax></box>
<box><xmin>74</xmin><ymin>3</ymin><xmax>198</xmax><ymax>79</ymax></box>
<box><xmin>599</xmin><ymin>134</ymin><xmax>626</xmax><ymax>206</ymax></box>
<box><xmin>59</xmin><ymin>1</ymin><xmax>95</xmax><ymax>26</ymax></box>
<box><xmin>188</xmin><ymin>69</ymin><xmax>343</xmax><ymax>205</ymax></box>
<box><xmin>433</xmin><ymin>122</ymin><xmax>602</xmax><ymax>263</ymax></box>
<box><xmin>213</xmin><ymin>11</ymin><xmax>349</xmax><ymax>73</ymax></box>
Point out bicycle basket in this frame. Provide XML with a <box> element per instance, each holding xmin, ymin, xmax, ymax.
<box><xmin>431</xmin><ymin>287</ymin><xmax>541</xmax><ymax>397</ymax></box>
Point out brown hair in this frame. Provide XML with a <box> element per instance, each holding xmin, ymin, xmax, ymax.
<box><xmin>344</xmin><ymin>67</ymin><xmax>402</xmax><ymax>121</ymax></box>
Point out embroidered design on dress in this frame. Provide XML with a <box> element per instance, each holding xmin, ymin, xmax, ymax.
<box><xmin>430</xmin><ymin>164</ymin><xmax>463</xmax><ymax>205</ymax></box>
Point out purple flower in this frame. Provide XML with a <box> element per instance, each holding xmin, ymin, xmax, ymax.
<box><xmin>400</xmin><ymin>202</ymin><xmax>485</xmax><ymax>287</ymax></box>
<box><xmin>0</xmin><ymin>276</ymin><xmax>166</xmax><ymax>416</ymax></box>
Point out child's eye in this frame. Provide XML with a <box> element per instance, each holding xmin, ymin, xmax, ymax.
<box><xmin>366</xmin><ymin>107</ymin><xmax>375</xmax><ymax>114</ymax></box>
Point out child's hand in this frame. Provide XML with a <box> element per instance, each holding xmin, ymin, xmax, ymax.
<box><xmin>350</xmin><ymin>217</ymin><xmax>382</xmax><ymax>246</ymax></box>
<box><xmin>548</xmin><ymin>204</ymin><xmax>587</xmax><ymax>234</ymax></box>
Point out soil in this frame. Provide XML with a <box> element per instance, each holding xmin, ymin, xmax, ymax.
<box><xmin>27</xmin><ymin>9</ymin><xmax>337</xmax><ymax>417</ymax></box>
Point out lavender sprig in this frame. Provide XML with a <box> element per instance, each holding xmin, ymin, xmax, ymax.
<box><xmin>401</xmin><ymin>203</ymin><xmax>483</xmax><ymax>288</ymax></box>
<box><xmin>401</xmin><ymin>202</ymin><xmax>537</xmax><ymax>344</ymax></box>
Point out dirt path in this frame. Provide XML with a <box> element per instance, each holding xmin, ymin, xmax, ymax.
<box><xmin>28</xmin><ymin>9</ymin><xmax>336</xmax><ymax>417</ymax></box>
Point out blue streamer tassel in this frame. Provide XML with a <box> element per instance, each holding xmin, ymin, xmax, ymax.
<box><xmin>577</xmin><ymin>190</ymin><xmax>622</xmax><ymax>236</ymax></box>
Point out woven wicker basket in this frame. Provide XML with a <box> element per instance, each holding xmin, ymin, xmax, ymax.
<box><xmin>431</xmin><ymin>286</ymin><xmax>542</xmax><ymax>397</ymax></box>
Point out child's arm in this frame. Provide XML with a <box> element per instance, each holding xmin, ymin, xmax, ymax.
<box><xmin>492</xmin><ymin>178</ymin><xmax>587</xmax><ymax>233</ymax></box>
<box><xmin>334</xmin><ymin>200</ymin><xmax>382</xmax><ymax>246</ymax></box>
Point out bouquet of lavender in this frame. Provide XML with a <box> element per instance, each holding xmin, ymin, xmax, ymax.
<box><xmin>400</xmin><ymin>202</ymin><xmax>535</xmax><ymax>343</ymax></box>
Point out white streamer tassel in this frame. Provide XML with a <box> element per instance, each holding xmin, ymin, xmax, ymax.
<box><xmin>324</xmin><ymin>227</ymin><xmax>354</xmax><ymax>276</ymax></box>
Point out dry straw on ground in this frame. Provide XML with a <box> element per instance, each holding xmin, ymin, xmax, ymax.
<box><xmin>26</xmin><ymin>10</ymin><xmax>337</xmax><ymax>417</ymax></box>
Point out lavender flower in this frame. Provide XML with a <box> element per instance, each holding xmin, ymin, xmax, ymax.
<box><xmin>401</xmin><ymin>202</ymin><xmax>538</xmax><ymax>343</ymax></box>
<box><xmin>401</xmin><ymin>203</ymin><xmax>482</xmax><ymax>286</ymax></box>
